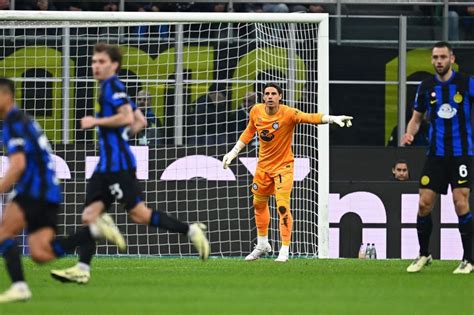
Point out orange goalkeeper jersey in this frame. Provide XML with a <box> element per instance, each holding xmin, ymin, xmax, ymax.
<box><xmin>239</xmin><ymin>104</ymin><xmax>323</xmax><ymax>173</ymax></box>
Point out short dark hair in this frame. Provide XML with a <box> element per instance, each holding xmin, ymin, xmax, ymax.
<box><xmin>263</xmin><ymin>82</ymin><xmax>283</xmax><ymax>96</ymax></box>
<box><xmin>432</xmin><ymin>41</ymin><xmax>453</xmax><ymax>54</ymax></box>
<box><xmin>393</xmin><ymin>159</ymin><xmax>408</xmax><ymax>168</ymax></box>
<box><xmin>0</xmin><ymin>77</ymin><xmax>15</xmax><ymax>96</ymax></box>
<box><xmin>93</xmin><ymin>43</ymin><xmax>122</xmax><ymax>70</ymax></box>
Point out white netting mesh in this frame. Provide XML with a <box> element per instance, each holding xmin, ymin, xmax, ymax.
<box><xmin>0</xmin><ymin>17</ymin><xmax>323</xmax><ymax>257</ymax></box>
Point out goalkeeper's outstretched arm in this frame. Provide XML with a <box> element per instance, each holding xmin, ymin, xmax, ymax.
<box><xmin>321</xmin><ymin>114</ymin><xmax>353</xmax><ymax>127</ymax></box>
<box><xmin>296</xmin><ymin>110</ymin><xmax>353</xmax><ymax>127</ymax></box>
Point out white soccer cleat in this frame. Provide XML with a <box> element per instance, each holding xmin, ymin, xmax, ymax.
<box><xmin>406</xmin><ymin>254</ymin><xmax>432</xmax><ymax>273</ymax></box>
<box><xmin>188</xmin><ymin>223</ymin><xmax>210</xmax><ymax>261</ymax></box>
<box><xmin>245</xmin><ymin>243</ymin><xmax>272</xmax><ymax>261</ymax></box>
<box><xmin>97</xmin><ymin>213</ymin><xmax>127</xmax><ymax>253</ymax></box>
<box><xmin>274</xmin><ymin>253</ymin><xmax>289</xmax><ymax>263</ymax></box>
<box><xmin>453</xmin><ymin>260</ymin><xmax>473</xmax><ymax>274</ymax></box>
<box><xmin>51</xmin><ymin>266</ymin><xmax>91</xmax><ymax>284</ymax></box>
<box><xmin>0</xmin><ymin>284</ymin><xmax>32</xmax><ymax>303</ymax></box>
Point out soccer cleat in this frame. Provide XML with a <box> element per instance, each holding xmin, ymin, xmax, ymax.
<box><xmin>453</xmin><ymin>260</ymin><xmax>473</xmax><ymax>274</ymax></box>
<box><xmin>50</xmin><ymin>266</ymin><xmax>91</xmax><ymax>284</ymax></box>
<box><xmin>0</xmin><ymin>284</ymin><xmax>32</xmax><ymax>303</ymax></box>
<box><xmin>406</xmin><ymin>254</ymin><xmax>433</xmax><ymax>273</ymax></box>
<box><xmin>274</xmin><ymin>253</ymin><xmax>289</xmax><ymax>263</ymax></box>
<box><xmin>245</xmin><ymin>243</ymin><xmax>272</xmax><ymax>261</ymax></box>
<box><xmin>96</xmin><ymin>213</ymin><xmax>127</xmax><ymax>253</ymax></box>
<box><xmin>188</xmin><ymin>223</ymin><xmax>210</xmax><ymax>261</ymax></box>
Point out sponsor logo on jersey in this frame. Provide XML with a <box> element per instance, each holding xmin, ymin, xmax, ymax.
<box><xmin>259</xmin><ymin>130</ymin><xmax>274</xmax><ymax>142</ymax></box>
<box><xmin>112</xmin><ymin>92</ymin><xmax>128</xmax><ymax>100</ymax></box>
<box><xmin>437</xmin><ymin>103</ymin><xmax>457</xmax><ymax>119</ymax></box>
<box><xmin>8</xmin><ymin>138</ymin><xmax>25</xmax><ymax>149</ymax></box>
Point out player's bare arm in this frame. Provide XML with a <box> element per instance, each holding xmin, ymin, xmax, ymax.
<box><xmin>0</xmin><ymin>152</ymin><xmax>25</xmax><ymax>193</ymax></box>
<box><xmin>128</xmin><ymin>108</ymin><xmax>147</xmax><ymax>136</ymax></box>
<box><xmin>80</xmin><ymin>104</ymin><xmax>134</xmax><ymax>129</ymax></box>
<box><xmin>402</xmin><ymin>110</ymin><xmax>424</xmax><ymax>146</ymax></box>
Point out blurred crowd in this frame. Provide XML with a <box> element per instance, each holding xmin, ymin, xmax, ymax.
<box><xmin>1</xmin><ymin>1</ymin><xmax>472</xmax><ymax>40</ymax></box>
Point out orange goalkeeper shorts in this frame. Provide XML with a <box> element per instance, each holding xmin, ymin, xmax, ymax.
<box><xmin>251</xmin><ymin>163</ymin><xmax>294</xmax><ymax>196</ymax></box>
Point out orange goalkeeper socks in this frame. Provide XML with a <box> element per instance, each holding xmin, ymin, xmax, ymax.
<box><xmin>253</xmin><ymin>194</ymin><xmax>270</xmax><ymax>237</ymax></box>
<box><xmin>276</xmin><ymin>192</ymin><xmax>293</xmax><ymax>246</ymax></box>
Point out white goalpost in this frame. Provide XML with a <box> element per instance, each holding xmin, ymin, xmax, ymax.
<box><xmin>0</xmin><ymin>11</ymin><xmax>329</xmax><ymax>258</ymax></box>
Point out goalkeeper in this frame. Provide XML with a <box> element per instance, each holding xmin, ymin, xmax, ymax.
<box><xmin>223</xmin><ymin>83</ymin><xmax>352</xmax><ymax>262</ymax></box>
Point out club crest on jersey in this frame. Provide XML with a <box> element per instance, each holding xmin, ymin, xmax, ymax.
<box><xmin>272</xmin><ymin>121</ymin><xmax>279</xmax><ymax>130</ymax></box>
<box><xmin>437</xmin><ymin>103</ymin><xmax>457</xmax><ymax>119</ymax></box>
<box><xmin>252</xmin><ymin>183</ymin><xmax>258</xmax><ymax>191</ymax></box>
<box><xmin>453</xmin><ymin>92</ymin><xmax>463</xmax><ymax>104</ymax></box>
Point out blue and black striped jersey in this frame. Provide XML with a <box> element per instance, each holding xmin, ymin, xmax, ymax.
<box><xmin>96</xmin><ymin>75</ymin><xmax>137</xmax><ymax>173</ymax></box>
<box><xmin>2</xmin><ymin>108</ymin><xmax>61</xmax><ymax>204</ymax></box>
<box><xmin>414</xmin><ymin>71</ymin><xmax>474</xmax><ymax>157</ymax></box>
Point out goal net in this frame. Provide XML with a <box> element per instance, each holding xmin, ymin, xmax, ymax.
<box><xmin>0</xmin><ymin>11</ymin><xmax>329</xmax><ymax>258</ymax></box>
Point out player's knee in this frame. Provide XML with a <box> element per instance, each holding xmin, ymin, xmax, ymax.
<box><xmin>418</xmin><ymin>205</ymin><xmax>432</xmax><ymax>217</ymax></box>
<box><xmin>0</xmin><ymin>227</ymin><xmax>16</xmax><ymax>240</ymax></box>
<box><xmin>129</xmin><ymin>205</ymin><xmax>150</xmax><ymax>225</ymax></box>
<box><xmin>278</xmin><ymin>206</ymin><xmax>287</xmax><ymax>215</ymax></box>
<box><xmin>276</xmin><ymin>198</ymin><xmax>290</xmax><ymax>216</ymax></box>
<box><xmin>453</xmin><ymin>198</ymin><xmax>468</xmax><ymax>212</ymax></box>
<box><xmin>418</xmin><ymin>197</ymin><xmax>434</xmax><ymax>214</ymax></box>
<box><xmin>130</xmin><ymin>213</ymin><xmax>148</xmax><ymax>225</ymax></box>
<box><xmin>29</xmin><ymin>248</ymin><xmax>51</xmax><ymax>264</ymax></box>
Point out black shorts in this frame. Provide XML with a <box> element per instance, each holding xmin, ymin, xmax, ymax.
<box><xmin>12</xmin><ymin>195</ymin><xmax>59</xmax><ymax>233</ymax></box>
<box><xmin>85</xmin><ymin>170</ymin><xmax>143</xmax><ymax>211</ymax></box>
<box><xmin>419</xmin><ymin>156</ymin><xmax>472</xmax><ymax>194</ymax></box>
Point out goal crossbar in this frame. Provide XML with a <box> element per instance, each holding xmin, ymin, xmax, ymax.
<box><xmin>0</xmin><ymin>11</ymin><xmax>329</xmax><ymax>24</ymax></box>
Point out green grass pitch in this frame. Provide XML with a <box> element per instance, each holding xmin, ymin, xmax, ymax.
<box><xmin>0</xmin><ymin>257</ymin><xmax>472</xmax><ymax>315</ymax></box>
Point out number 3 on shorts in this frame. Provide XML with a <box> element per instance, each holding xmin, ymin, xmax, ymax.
<box><xmin>459</xmin><ymin>164</ymin><xmax>468</xmax><ymax>178</ymax></box>
<box><xmin>109</xmin><ymin>183</ymin><xmax>124</xmax><ymax>200</ymax></box>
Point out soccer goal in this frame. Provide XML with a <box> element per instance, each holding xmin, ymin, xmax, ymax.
<box><xmin>0</xmin><ymin>11</ymin><xmax>329</xmax><ymax>258</ymax></box>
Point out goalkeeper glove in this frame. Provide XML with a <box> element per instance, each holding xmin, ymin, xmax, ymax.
<box><xmin>322</xmin><ymin>115</ymin><xmax>353</xmax><ymax>127</ymax></box>
<box><xmin>223</xmin><ymin>140</ymin><xmax>246</xmax><ymax>169</ymax></box>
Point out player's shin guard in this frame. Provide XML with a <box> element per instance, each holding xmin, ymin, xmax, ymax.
<box><xmin>417</xmin><ymin>213</ymin><xmax>433</xmax><ymax>257</ymax></box>
<box><xmin>276</xmin><ymin>192</ymin><xmax>293</xmax><ymax>246</ymax></box>
<box><xmin>253</xmin><ymin>195</ymin><xmax>270</xmax><ymax>238</ymax></box>
<box><xmin>51</xmin><ymin>227</ymin><xmax>95</xmax><ymax>258</ymax></box>
<box><xmin>0</xmin><ymin>239</ymin><xmax>25</xmax><ymax>283</ymax></box>
<box><xmin>458</xmin><ymin>212</ymin><xmax>473</xmax><ymax>263</ymax></box>
<box><xmin>149</xmin><ymin>211</ymin><xmax>189</xmax><ymax>234</ymax></box>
